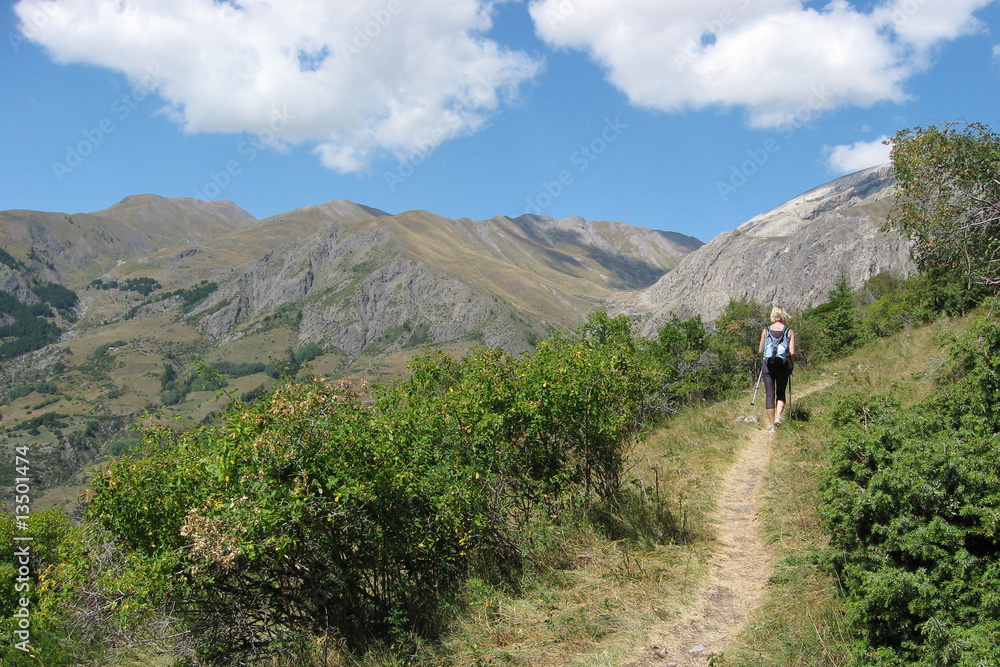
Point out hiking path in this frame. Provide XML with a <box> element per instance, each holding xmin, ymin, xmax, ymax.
<box><xmin>626</xmin><ymin>380</ymin><xmax>829</xmax><ymax>666</ymax></box>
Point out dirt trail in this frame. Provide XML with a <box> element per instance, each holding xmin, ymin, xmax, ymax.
<box><xmin>627</xmin><ymin>382</ymin><xmax>829</xmax><ymax>666</ymax></box>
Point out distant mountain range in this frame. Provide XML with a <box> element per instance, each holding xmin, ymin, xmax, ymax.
<box><xmin>0</xmin><ymin>164</ymin><xmax>912</xmax><ymax>499</ymax></box>
<box><xmin>1</xmin><ymin>195</ymin><xmax>702</xmax><ymax>358</ymax></box>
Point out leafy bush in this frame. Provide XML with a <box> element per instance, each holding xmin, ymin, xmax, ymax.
<box><xmin>1</xmin><ymin>510</ymin><xmax>192</xmax><ymax>666</ymax></box>
<box><xmin>83</xmin><ymin>311</ymin><xmax>657</xmax><ymax>663</ymax></box>
<box><xmin>90</xmin><ymin>377</ymin><xmax>507</xmax><ymax>661</ymax></box>
<box><xmin>801</xmin><ymin>274</ymin><xmax>861</xmax><ymax>362</ymax></box>
<box><xmin>646</xmin><ymin>299</ymin><xmax>769</xmax><ymax>415</ymax></box>
<box><xmin>0</xmin><ymin>510</ymin><xmax>118</xmax><ymax>665</ymax></box>
<box><xmin>888</xmin><ymin>122</ymin><xmax>1000</xmax><ymax>294</ymax></box>
<box><xmin>709</xmin><ymin>297</ymin><xmax>769</xmax><ymax>390</ymax></box>
<box><xmin>822</xmin><ymin>302</ymin><xmax>1000</xmax><ymax>665</ymax></box>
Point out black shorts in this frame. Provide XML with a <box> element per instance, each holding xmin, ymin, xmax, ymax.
<box><xmin>762</xmin><ymin>360</ymin><xmax>789</xmax><ymax>409</ymax></box>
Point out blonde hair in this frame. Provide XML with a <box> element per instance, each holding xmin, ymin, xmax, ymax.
<box><xmin>770</xmin><ymin>306</ymin><xmax>789</xmax><ymax>324</ymax></box>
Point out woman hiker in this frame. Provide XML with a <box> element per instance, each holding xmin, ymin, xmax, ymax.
<box><xmin>758</xmin><ymin>306</ymin><xmax>796</xmax><ymax>433</ymax></box>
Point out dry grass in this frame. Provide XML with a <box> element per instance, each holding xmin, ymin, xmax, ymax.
<box><xmin>709</xmin><ymin>318</ymin><xmax>967</xmax><ymax>667</ymax></box>
<box><xmin>714</xmin><ymin>388</ymin><xmax>854</xmax><ymax>667</ymax></box>
<box><xmin>260</xmin><ymin>394</ymin><xmax>748</xmax><ymax>667</ymax></box>
<box><xmin>434</xmin><ymin>529</ymin><xmax>709</xmax><ymax>667</ymax></box>
<box><xmin>413</xmin><ymin>319</ymin><xmax>962</xmax><ymax>667</ymax></box>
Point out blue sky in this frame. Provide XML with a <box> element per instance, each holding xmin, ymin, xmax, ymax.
<box><xmin>2</xmin><ymin>0</ymin><xmax>998</xmax><ymax>243</ymax></box>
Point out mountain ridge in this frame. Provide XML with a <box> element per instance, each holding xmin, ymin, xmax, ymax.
<box><xmin>0</xmin><ymin>165</ymin><xmax>915</xmax><ymax>501</ymax></box>
<box><xmin>0</xmin><ymin>167</ymin><xmax>913</xmax><ymax>363</ymax></box>
<box><xmin>0</xmin><ymin>195</ymin><xmax>701</xmax><ymax>365</ymax></box>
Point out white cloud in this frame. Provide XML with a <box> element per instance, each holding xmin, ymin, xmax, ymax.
<box><xmin>529</xmin><ymin>0</ymin><xmax>997</xmax><ymax>128</ymax></box>
<box><xmin>824</xmin><ymin>136</ymin><xmax>892</xmax><ymax>174</ymax></box>
<box><xmin>873</xmin><ymin>0</ymin><xmax>992</xmax><ymax>53</ymax></box>
<box><xmin>14</xmin><ymin>0</ymin><xmax>542</xmax><ymax>173</ymax></box>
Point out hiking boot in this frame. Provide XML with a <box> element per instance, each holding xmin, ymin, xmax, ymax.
<box><xmin>767</xmin><ymin>424</ymin><xmax>776</xmax><ymax>433</ymax></box>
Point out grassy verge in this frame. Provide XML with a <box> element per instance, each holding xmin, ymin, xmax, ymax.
<box><xmin>261</xmin><ymin>377</ymin><xmax>779</xmax><ymax>666</ymax></box>
<box><xmin>413</xmin><ymin>401</ymin><xmax>751</xmax><ymax>667</ymax></box>
<box><xmin>714</xmin><ymin>315</ymin><xmax>965</xmax><ymax>666</ymax></box>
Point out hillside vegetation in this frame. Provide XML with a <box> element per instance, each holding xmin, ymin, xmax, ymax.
<box><xmin>3</xmin><ymin>121</ymin><xmax>1000</xmax><ymax>666</ymax></box>
<box><xmin>0</xmin><ymin>202</ymin><xmax>700</xmax><ymax>501</ymax></box>
<box><xmin>1</xmin><ymin>280</ymin><xmax>994</xmax><ymax>666</ymax></box>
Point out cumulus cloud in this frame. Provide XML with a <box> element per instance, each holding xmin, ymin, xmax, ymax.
<box><xmin>14</xmin><ymin>0</ymin><xmax>542</xmax><ymax>173</ymax></box>
<box><xmin>529</xmin><ymin>0</ymin><xmax>996</xmax><ymax>128</ymax></box>
<box><xmin>825</xmin><ymin>136</ymin><xmax>892</xmax><ymax>174</ymax></box>
<box><xmin>873</xmin><ymin>0</ymin><xmax>991</xmax><ymax>53</ymax></box>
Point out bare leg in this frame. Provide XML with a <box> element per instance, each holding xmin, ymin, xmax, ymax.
<box><xmin>766</xmin><ymin>407</ymin><xmax>775</xmax><ymax>428</ymax></box>
<box><xmin>775</xmin><ymin>400</ymin><xmax>785</xmax><ymax>425</ymax></box>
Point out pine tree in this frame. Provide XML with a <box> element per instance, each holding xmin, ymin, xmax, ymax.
<box><xmin>823</xmin><ymin>273</ymin><xmax>860</xmax><ymax>357</ymax></box>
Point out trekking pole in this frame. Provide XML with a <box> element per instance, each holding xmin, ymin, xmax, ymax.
<box><xmin>788</xmin><ymin>370</ymin><xmax>792</xmax><ymax>412</ymax></box>
<box><xmin>750</xmin><ymin>365</ymin><xmax>763</xmax><ymax>407</ymax></box>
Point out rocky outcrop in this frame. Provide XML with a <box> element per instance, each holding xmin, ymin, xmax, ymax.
<box><xmin>0</xmin><ymin>264</ymin><xmax>38</xmax><ymax>304</ymax></box>
<box><xmin>184</xmin><ymin>204</ymin><xmax>702</xmax><ymax>358</ymax></box>
<box><xmin>617</xmin><ymin>164</ymin><xmax>914</xmax><ymax>332</ymax></box>
<box><xmin>2</xmin><ymin>192</ymin><xmax>703</xmax><ymax>362</ymax></box>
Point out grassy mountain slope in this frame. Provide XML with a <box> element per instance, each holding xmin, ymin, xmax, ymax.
<box><xmin>0</xmin><ymin>196</ymin><xmax>699</xmax><ymax>503</ymax></box>
<box><xmin>0</xmin><ymin>194</ymin><xmax>256</xmax><ymax>289</ymax></box>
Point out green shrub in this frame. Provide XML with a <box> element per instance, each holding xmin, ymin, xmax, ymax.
<box><xmin>89</xmin><ymin>377</ymin><xmax>506</xmax><ymax>662</ymax></box>
<box><xmin>83</xmin><ymin>311</ymin><xmax>656</xmax><ymax>663</ymax></box>
<box><xmin>822</xmin><ymin>302</ymin><xmax>1000</xmax><ymax>665</ymax></box>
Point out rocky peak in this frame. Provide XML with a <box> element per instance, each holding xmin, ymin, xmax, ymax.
<box><xmin>616</xmin><ymin>164</ymin><xmax>914</xmax><ymax>332</ymax></box>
